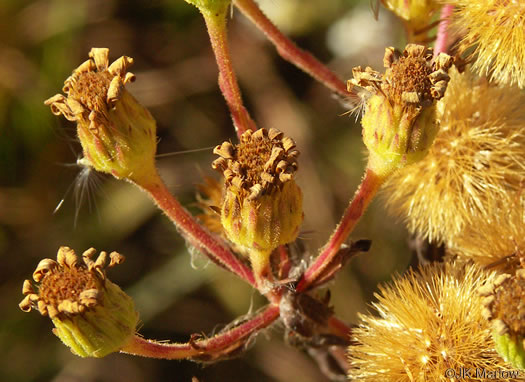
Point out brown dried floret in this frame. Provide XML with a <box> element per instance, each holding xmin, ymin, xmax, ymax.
<box><xmin>20</xmin><ymin>246</ymin><xmax>137</xmax><ymax>358</ymax></box>
<box><xmin>212</xmin><ymin>128</ymin><xmax>299</xmax><ymax>201</ymax></box>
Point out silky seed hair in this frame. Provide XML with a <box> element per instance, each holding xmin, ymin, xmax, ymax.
<box><xmin>382</xmin><ymin>67</ymin><xmax>525</xmax><ymax>244</ymax></box>
<box><xmin>347</xmin><ymin>262</ymin><xmax>515</xmax><ymax>381</ymax></box>
<box><xmin>446</xmin><ymin>0</ymin><xmax>525</xmax><ymax>88</ymax></box>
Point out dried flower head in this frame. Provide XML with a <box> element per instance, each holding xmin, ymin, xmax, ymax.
<box><xmin>212</xmin><ymin>128</ymin><xmax>303</xmax><ymax>282</ymax></box>
<box><xmin>348</xmin><ymin>262</ymin><xmax>514</xmax><ymax>381</ymax></box>
<box><xmin>381</xmin><ymin>0</ymin><xmax>440</xmax><ymax>31</ymax></box>
<box><xmin>383</xmin><ymin>67</ymin><xmax>525</xmax><ymax>244</ymax></box>
<box><xmin>45</xmin><ymin>48</ymin><xmax>157</xmax><ymax>184</ymax></box>
<box><xmin>19</xmin><ymin>247</ymin><xmax>138</xmax><ymax>358</ymax></box>
<box><xmin>479</xmin><ymin>269</ymin><xmax>525</xmax><ymax>369</ymax></box>
<box><xmin>348</xmin><ymin>44</ymin><xmax>453</xmax><ymax>177</ymax></box>
<box><xmin>448</xmin><ymin>0</ymin><xmax>525</xmax><ymax>88</ymax></box>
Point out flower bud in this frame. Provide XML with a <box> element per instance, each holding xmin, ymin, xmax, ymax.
<box><xmin>348</xmin><ymin>45</ymin><xmax>453</xmax><ymax>177</ymax></box>
<box><xmin>45</xmin><ymin>48</ymin><xmax>157</xmax><ymax>185</ymax></box>
<box><xmin>212</xmin><ymin>128</ymin><xmax>303</xmax><ymax>281</ymax></box>
<box><xmin>381</xmin><ymin>0</ymin><xmax>440</xmax><ymax>31</ymax></box>
<box><xmin>479</xmin><ymin>270</ymin><xmax>525</xmax><ymax>369</ymax></box>
<box><xmin>19</xmin><ymin>247</ymin><xmax>138</xmax><ymax>358</ymax></box>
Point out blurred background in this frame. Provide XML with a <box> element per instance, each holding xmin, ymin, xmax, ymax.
<box><xmin>0</xmin><ymin>0</ymin><xmax>412</xmax><ymax>381</ymax></box>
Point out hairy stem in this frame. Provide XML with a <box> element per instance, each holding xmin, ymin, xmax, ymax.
<box><xmin>121</xmin><ymin>304</ymin><xmax>280</xmax><ymax>359</ymax></box>
<box><xmin>278</xmin><ymin>245</ymin><xmax>291</xmax><ymax>280</ymax></box>
<box><xmin>297</xmin><ymin>168</ymin><xmax>383</xmax><ymax>292</ymax></box>
<box><xmin>434</xmin><ymin>5</ymin><xmax>454</xmax><ymax>56</ymax></box>
<box><xmin>203</xmin><ymin>9</ymin><xmax>257</xmax><ymax>138</ymax></box>
<box><xmin>234</xmin><ymin>0</ymin><xmax>353</xmax><ymax>100</ymax></box>
<box><xmin>137</xmin><ymin>170</ymin><xmax>256</xmax><ymax>287</ymax></box>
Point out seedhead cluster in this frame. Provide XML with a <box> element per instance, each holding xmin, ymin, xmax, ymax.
<box><xmin>18</xmin><ymin>0</ymin><xmax>525</xmax><ymax>380</ymax></box>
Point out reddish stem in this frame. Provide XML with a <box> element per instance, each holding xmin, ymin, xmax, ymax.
<box><xmin>277</xmin><ymin>245</ymin><xmax>291</xmax><ymax>280</ymax></box>
<box><xmin>138</xmin><ymin>171</ymin><xmax>256</xmax><ymax>287</ymax></box>
<box><xmin>434</xmin><ymin>5</ymin><xmax>454</xmax><ymax>57</ymax></box>
<box><xmin>203</xmin><ymin>11</ymin><xmax>257</xmax><ymax>138</ymax></box>
<box><xmin>296</xmin><ymin>168</ymin><xmax>383</xmax><ymax>292</ymax></box>
<box><xmin>121</xmin><ymin>304</ymin><xmax>280</xmax><ymax>359</ymax></box>
<box><xmin>234</xmin><ymin>0</ymin><xmax>354</xmax><ymax>100</ymax></box>
<box><xmin>327</xmin><ymin>316</ymin><xmax>351</xmax><ymax>339</ymax></box>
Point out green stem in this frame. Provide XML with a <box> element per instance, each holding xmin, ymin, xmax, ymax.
<box><xmin>297</xmin><ymin>167</ymin><xmax>384</xmax><ymax>292</ymax></box>
<box><xmin>137</xmin><ymin>170</ymin><xmax>256</xmax><ymax>287</ymax></box>
<box><xmin>120</xmin><ymin>304</ymin><xmax>280</xmax><ymax>359</ymax></box>
<box><xmin>203</xmin><ymin>9</ymin><xmax>257</xmax><ymax>138</ymax></box>
<box><xmin>234</xmin><ymin>0</ymin><xmax>354</xmax><ymax>100</ymax></box>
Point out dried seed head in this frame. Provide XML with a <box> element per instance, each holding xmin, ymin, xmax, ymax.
<box><xmin>348</xmin><ymin>45</ymin><xmax>454</xmax><ymax>177</ymax></box>
<box><xmin>213</xmin><ymin>128</ymin><xmax>299</xmax><ymax>199</ymax></box>
<box><xmin>480</xmin><ymin>269</ymin><xmax>525</xmax><ymax>369</ymax></box>
<box><xmin>45</xmin><ymin>48</ymin><xmax>157</xmax><ymax>184</ymax></box>
<box><xmin>348</xmin><ymin>262</ymin><xmax>511</xmax><ymax>381</ymax></box>
<box><xmin>212</xmin><ymin>128</ymin><xmax>303</xmax><ymax>282</ymax></box>
<box><xmin>19</xmin><ymin>246</ymin><xmax>137</xmax><ymax>358</ymax></box>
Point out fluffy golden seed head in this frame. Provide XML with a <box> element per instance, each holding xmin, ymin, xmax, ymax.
<box><xmin>45</xmin><ymin>48</ymin><xmax>157</xmax><ymax>184</ymax></box>
<box><xmin>348</xmin><ymin>45</ymin><xmax>453</xmax><ymax>176</ymax></box>
<box><xmin>347</xmin><ymin>262</ymin><xmax>512</xmax><ymax>381</ymax></box>
<box><xmin>382</xmin><ymin>67</ymin><xmax>525</xmax><ymax>245</ymax></box>
<box><xmin>20</xmin><ymin>247</ymin><xmax>137</xmax><ymax>358</ymax></box>
<box><xmin>449</xmin><ymin>0</ymin><xmax>525</xmax><ymax>88</ymax></box>
<box><xmin>448</xmin><ymin>196</ymin><xmax>525</xmax><ymax>270</ymax></box>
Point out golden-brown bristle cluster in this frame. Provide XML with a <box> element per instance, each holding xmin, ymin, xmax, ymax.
<box><xmin>212</xmin><ymin>128</ymin><xmax>299</xmax><ymax>200</ymax></box>
<box><xmin>383</xmin><ymin>67</ymin><xmax>525</xmax><ymax>245</ymax></box>
<box><xmin>347</xmin><ymin>262</ymin><xmax>514</xmax><ymax>381</ymax></box>
<box><xmin>349</xmin><ymin>44</ymin><xmax>453</xmax><ymax>108</ymax></box>
<box><xmin>448</xmin><ymin>197</ymin><xmax>525</xmax><ymax>270</ymax></box>
<box><xmin>19</xmin><ymin>246</ymin><xmax>124</xmax><ymax>319</ymax></box>
<box><xmin>45</xmin><ymin>48</ymin><xmax>135</xmax><ymax>123</ymax></box>
<box><xmin>449</xmin><ymin>0</ymin><xmax>525</xmax><ymax>88</ymax></box>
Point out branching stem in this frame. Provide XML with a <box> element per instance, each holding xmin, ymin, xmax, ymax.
<box><xmin>203</xmin><ymin>9</ymin><xmax>257</xmax><ymax>138</ymax></box>
<box><xmin>297</xmin><ymin>167</ymin><xmax>383</xmax><ymax>292</ymax></box>
<box><xmin>121</xmin><ymin>304</ymin><xmax>280</xmax><ymax>359</ymax></box>
<box><xmin>137</xmin><ymin>170</ymin><xmax>256</xmax><ymax>287</ymax></box>
<box><xmin>234</xmin><ymin>0</ymin><xmax>354</xmax><ymax>100</ymax></box>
